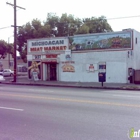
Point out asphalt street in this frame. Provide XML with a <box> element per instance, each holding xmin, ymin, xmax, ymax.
<box><xmin>0</xmin><ymin>84</ymin><xmax>140</xmax><ymax>140</ymax></box>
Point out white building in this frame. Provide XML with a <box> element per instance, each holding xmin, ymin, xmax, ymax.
<box><xmin>27</xmin><ymin>29</ymin><xmax>140</xmax><ymax>84</ymax></box>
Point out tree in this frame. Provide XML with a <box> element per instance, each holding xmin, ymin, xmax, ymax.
<box><xmin>0</xmin><ymin>40</ymin><xmax>13</xmax><ymax>59</ymax></box>
<box><xmin>17</xmin><ymin>13</ymin><xmax>113</xmax><ymax>62</ymax></box>
<box><xmin>17</xmin><ymin>18</ymin><xmax>51</xmax><ymax>62</ymax></box>
<box><xmin>0</xmin><ymin>40</ymin><xmax>7</xmax><ymax>59</ymax></box>
<box><xmin>78</xmin><ymin>16</ymin><xmax>113</xmax><ymax>34</ymax></box>
<box><xmin>7</xmin><ymin>43</ymin><xmax>14</xmax><ymax>58</ymax></box>
<box><xmin>44</xmin><ymin>13</ymin><xmax>59</xmax><ymax>36</ymax></box>
<box><xmin>76</xmin><ymin>24</ymin><xmax>89</xmax><ymax>34</ymax></box>
<box><xmin>57</xmin><ymin>13</ymin><xmax>83</xmax><ymax>37</ymax></box>
<box><xmin>44</xmin><ymin>13</ymin><xmax>83</xmax><ymax>37</ymax></box>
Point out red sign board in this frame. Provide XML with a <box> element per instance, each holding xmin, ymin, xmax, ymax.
<box><xmin>43</xmin><ymin>59</ymin><xmax>57</xmax><ymax>63</ymax></box>
<box><xmin>46</xmin><ymin>54</ymin><xmax>58</xmax><ymax>58</ymax></box>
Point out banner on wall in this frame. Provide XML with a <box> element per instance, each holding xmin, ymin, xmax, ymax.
<box><xmin>69</xmin><ymin>31</ymin><xmax>132</xmax><ymax>51</ymax></box>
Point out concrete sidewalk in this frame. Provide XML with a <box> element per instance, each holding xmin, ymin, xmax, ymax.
<box><xmin>2</xmin><ymin>77</ymin><xmax>140</xmax><ymax>90</ymax></box>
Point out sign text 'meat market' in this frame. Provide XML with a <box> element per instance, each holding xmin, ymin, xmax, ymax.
<box><xmin>30</xmin><ymin>46</ymin><xmax>67</xmax><ymax>52</ymax></box>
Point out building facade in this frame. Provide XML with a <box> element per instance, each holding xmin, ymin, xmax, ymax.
<box><xmin>0</xmin><ymin>54</ymin><xmax>27</xmax><ymax>74</ymax></box>
<box><xmin>0</xmin><ymin>54</ymin><xmax>14</xmax><ymax>71</ymax></box>
<box><xmin>27</xmin><ymin>29</ymin><xmax>140</xmax><ymax>83</ymax></box>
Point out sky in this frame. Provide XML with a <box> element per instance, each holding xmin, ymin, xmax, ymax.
<box><xmin>1</xmin><ymin>0</ymin><xmax>140</xmax><ymax>43</ymax></box>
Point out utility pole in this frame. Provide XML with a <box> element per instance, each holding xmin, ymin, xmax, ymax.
<box><xmin>6</xmin><ymin>1</ymin><xmax>25</xmax><ymax>82</ymax></box>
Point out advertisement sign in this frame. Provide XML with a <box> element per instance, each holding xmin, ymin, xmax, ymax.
<box><xmin>86</xmin><ymin>64</ymin><xmax>97</xmax><ymax>72</ymax></box>
<box><xmin>62</xmin><ymin>64</ymin><xmax>75</xmax><ymax>72</ymax></box>
<box><xmin>69</xmin><ymin>31</ymin><xmax>132</xmax><ymax>51</ymax></box>
<box><xmin>98</xmin><ymin>62</ymin><xmax>106</xmax><ymax>83</ymax></box>
<box><xmin>28</xmin><ymin>61</ymin><xmax>41</xmax><ymax>79</ymax></box>
<box><xmin>32</xmin><ymin>71</ymin><xmax>39</xmax><ymax>81</ymax></box>
<box><xmin>98</xmin><ymin>63</ymin><xmax>106</xmax><ymax>73</ymax></box>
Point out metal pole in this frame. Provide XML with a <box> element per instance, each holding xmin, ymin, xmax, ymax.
<box><xmin>6</xmin><ymin>1</ymin><xmax>25</xmax><ymax>82</ymax></box>
<box><xmin>13</xmin><ymin>0</ymin><xmax>17</xmax><ymax>82</ymax></box>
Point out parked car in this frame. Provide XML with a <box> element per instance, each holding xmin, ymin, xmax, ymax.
<box><xmin>0</xmin><ymin>69</ymin><xmax>14</xmax><ymax>77</ymax></box>
<box><xmin>0</xmin><ymin>75</ymin><xmax>5</xmax><ymax>83</ymax></box>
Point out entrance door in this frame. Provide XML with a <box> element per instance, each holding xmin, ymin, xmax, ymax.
<box><xmin>50</xmin><ymin>63</ymin><xmax>57</xmax><ymax>81</ymax></box>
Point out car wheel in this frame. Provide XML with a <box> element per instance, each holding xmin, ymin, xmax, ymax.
<box><xmin>10</xmin><ymin>73</ymin><xmax>13</xmax><ymax>76</ymax></box>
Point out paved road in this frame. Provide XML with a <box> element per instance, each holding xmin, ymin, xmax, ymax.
<box><xmin>0</xmin><ymin>84</ymin><xmax>140</xmax><ymax>140</ymax></box>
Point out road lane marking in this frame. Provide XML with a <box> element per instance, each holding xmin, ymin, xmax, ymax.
<box><xmin>0</xmin><ymin>106</ymin><xmax>24</xmax><ymax>111</ymax></box>
<box><xmin>113</xmin><ymin>95</ymin><xmax>140</xmax><ymax>98</ymax></box>
<box><xmin>0</xmin><ymin>93</ymin><xmax>140</xmax><ymax>108</ymax></box>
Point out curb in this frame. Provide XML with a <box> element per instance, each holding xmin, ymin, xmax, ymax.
<box><xmin>2</xmin><ymin>82</ymin><xmax>140</xmax><ymax>91</ymax></box>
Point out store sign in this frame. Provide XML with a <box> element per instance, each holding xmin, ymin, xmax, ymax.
<box><xmin>69</xmin><ymin>31</ymin><xmax>132</xmax><ymax>51</ymax></box>
<box><xmin>32</xmin><ymin>40</ymin><xmax>64</xmax><ymax>46</ymax></box>
<box><xmin>46</xmin><ymin>54</ymin><xmax>58</xmax><ymax>58</ymax></box>
<box><xmin>30</xmin><ymin>46</ymin><xmax>66</xmax><ymax>52</ymax></box>
<box><xmin>61</xmin><ymin>61</ymin><xmax>75</xmax><ymax>64</ymax></box>
<box><xmin>27</xmin><ymin>38</ymin><xmax>68</xmax><ymax>53</ymax></box>
<box><xmin>62</xmin><ymin>64</ymin><xmax>75</xmax><ymax>72</ymax></box>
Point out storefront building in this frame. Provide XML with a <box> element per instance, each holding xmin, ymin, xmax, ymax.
<box><xmin>27</xmin><ymin>37</ymin><xmax>69</xmax><ymax>81</ymax></box>
<box><xmin>27</xmin><ymin>29</ymin><xmax>140</xmax><ymax>83</ymax></box>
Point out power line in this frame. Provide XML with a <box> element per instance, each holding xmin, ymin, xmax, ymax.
<box><xmin>1</xmin><ymin>15</ymin><xmax>139</xmax><ymax>31</ymax></box>
<box><xmin>0</xmin><ymin>26</ymin><xmax>11</xmax><ymax>30</ymax></box>
<box><xmin>6</xmin><ymin>2</ymin><xmax>26</xmax><ymax>10</ymax></box>
<box><xmin>45</xmin><ymin>15</ymin><xmax>140</xmax><ymax>26</ymax></box>
<box><xmin>107</xmin><ymin>15</ymin><xmax>140</xmax><ymax>20</ymax></box>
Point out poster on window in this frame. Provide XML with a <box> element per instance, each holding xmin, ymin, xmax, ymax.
<box><xmin>28</xmin><ymin>61</ymin><xmax>41</xmax><ymax>79</ymax></box>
